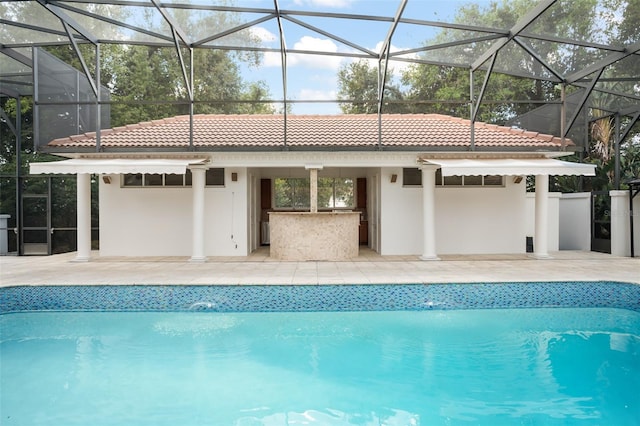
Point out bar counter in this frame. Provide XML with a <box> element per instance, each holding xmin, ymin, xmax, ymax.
<box><xmin>268</xmin><ymin>212</ymin><xmax>360</xmax><ymax>261</ymax></box>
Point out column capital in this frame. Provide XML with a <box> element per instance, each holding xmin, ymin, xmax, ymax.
<box><xmin>610</xmin><ymin>190</ymin><xmax>629</xmax><ymax>198</ymax></box>
<box><xmin>188</xmin><ymin>164</ymin><xmax>208</xmax><ymax>171</ymax></box>
<box><xmin>304</xmin><ymin>164</ymin><xmax>323</xmax><ymax>170</ymax></box>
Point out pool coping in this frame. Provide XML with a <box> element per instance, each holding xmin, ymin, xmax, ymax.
<box><xmin>2</xmin><ymin>250</ymin><xmax>639</xmax><ymax>287</ymax></box>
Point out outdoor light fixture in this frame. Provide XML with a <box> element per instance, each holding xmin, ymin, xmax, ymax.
<box><xmin>231</xmin><ymin>172</ymin><xmax>238</xmax><ymax>182</ymax></box>
<box><xmin>513</xmin><ymin>176</ymin><xmax>523</xmax><ymax>184</ymax></box>
<box><xmin>390</xmin><ymin>174</ymin><xmax>398</xmax><ymax>183</ymax></box>
<box><xmin>102</xmin><ymin>176</ymin><xmax>112</xmax><ymax>184</ymax></box>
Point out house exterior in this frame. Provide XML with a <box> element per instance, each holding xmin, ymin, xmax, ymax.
<box><xmin>30</xmin><ymin>114</ymin><xmax>595</xmax><ymax>261</ymax></box>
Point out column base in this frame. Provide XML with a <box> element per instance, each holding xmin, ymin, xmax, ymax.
<box><xmin>189</xmin><ymin>256</ymin><xmax>207</xmax><ymax>263</ymax></box>
<box><xmin>71</xmin><ymin>255</ymin><xmax>91</xmax><ymax>263</ymax></box>
<box><xmin>419</xmin><ymin>254</ymin><xmax>441</xmax><ymax>261</ymax></box>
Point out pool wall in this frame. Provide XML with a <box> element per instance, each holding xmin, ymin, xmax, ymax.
<box><xmin>1</xmin><ymin>282</ymin><xmax>639</xmax><ymax>313</ymax></box>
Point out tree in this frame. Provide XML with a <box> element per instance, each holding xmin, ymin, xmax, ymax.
<box><xmin>337</xmin><ymin>60</ymin><xmax>406</xmax><ymax>114</ymax></box>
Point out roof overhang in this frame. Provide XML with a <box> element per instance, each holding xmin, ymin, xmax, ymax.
<box><xmin>421</xmin><ymin>158</ymin><xmax>596</xmax><ymax>176</ymax></box>
<box><xmin>29</xmin><ymin>158</ymin><xmax>209</xmax><ymax>175</ymax></box>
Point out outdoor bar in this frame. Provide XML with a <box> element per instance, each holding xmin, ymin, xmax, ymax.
<box><xmin>268</xmin><ymin>164</ymin><xmax>359</xmax><ymax>261</ymax></box>
<box><xmin>269</xmin><ymin>211</ymin><xmax>360</xmax><ymax>261</ymax></box>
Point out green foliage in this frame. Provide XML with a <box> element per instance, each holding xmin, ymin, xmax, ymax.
<box><xmin>401</xmin><ymin>65</ymin><xmax>470</xmax><ymax>116</ymax></box>
<box><xmin>337</xmin><ymin>61</ymin><xmax>406</xmax><ymax>114</ymax></box>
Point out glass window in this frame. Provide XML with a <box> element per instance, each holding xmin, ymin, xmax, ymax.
<box><xmin>318</xmin><ymin>177</ymin><xmax>354</xmax><ymax>208</ymax></box>
<box><xmin>274</xmin><ymin>178</ymin><xmax>310</xmax><ymax>209</ymax></box>
<box><xmin>318</xmin><ymin>177</ymin><xmax>333</xmax><ymax>208</ymax></box>
<box><xmin>275</xmin><ymin>177</ymin><xmax>354</xmax><ymax>209</ymax></box>
<box><xmin>292</xmin><ymin>179</ymin><xmax>310</xmax><ymax>209</ymax></box>
<box><xmin>206</xmin><ymin>168</ymin><xmax>225</xmax><ymax>186</ymax></box>
<box><xmin>464</xmin><ymin>175</ymin><xmax>483</xmax><ymax>186</ymax></box>
<box><xmin>483</xmin><ymin>175</ymin><xmax>503</xmax><ymax>186</ymax></box>
<box><xmin>145</xmin><ymin>174</ymin><xmax>163</xmax><ymax>186</ymax></box>
<box><xmin>164</xmin><ymin>174</ymin><xmax>184</xmax><ymax>186</ymax></box>
<box><xmin>402</xmin><ymin>168</ymin><xmax>422</xmax><ymax>186</ymax></box>
<box><xmin>443</xmin><ymin>175</ymin><xmax>463</xmax><ymax>186</ymax></box>
<box><xmin>333</xmin><ymin>178</ymin><xmax>354</xmax><ymax>208</ymax></box>
<box><xmin>123</xmin><ymin>173</ymin><xmax>142</xmax><ymax>186</ymax></box>
<box><xmin>121</xmin><ymin>169</ymin><xmax>224</xmax><ymax>187</ymax></box>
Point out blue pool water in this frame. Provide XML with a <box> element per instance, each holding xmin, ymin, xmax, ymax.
<box><xmin>2</xmin><ymin>307</ymin><xmax>640</xmax><ymax>425</ymax></box>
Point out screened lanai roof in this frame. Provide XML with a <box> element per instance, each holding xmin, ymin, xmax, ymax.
<box><xmin>1</xmin><ymin>0</ymin><xmax>639</xmax><ymax>151</ymax></box>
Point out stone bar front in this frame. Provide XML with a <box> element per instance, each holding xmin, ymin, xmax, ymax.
<box><xmin>269</xmin><ymin>212</ymin><xmax>360</xmax><ymax>261</ymax></box>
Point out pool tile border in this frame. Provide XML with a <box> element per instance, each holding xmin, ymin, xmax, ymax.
<box><xmin>1</xmin><ymin>281</ymin><xmax>639</xmax><ymax>313</ymax></box>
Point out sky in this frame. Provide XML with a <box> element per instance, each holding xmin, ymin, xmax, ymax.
<box><xmin>231</xmin><ymin>0</ymin><xmax>474</xmax><ymax>114</ymax></box>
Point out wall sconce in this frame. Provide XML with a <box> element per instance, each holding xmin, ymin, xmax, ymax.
<box><xmin>102</xmin><ymin>176</ymin><xmax>112</xmax><ymax>184</ymax></box>
<box><xmin>390</xmin><ymin>174</ymin><xmax>398</xmax><ymax>183</ymax></box>
<box><xmin>231</xmin><ymin>172</ymin><xmax>238</xmax><ymax>182</ymax></box>
<box><xmin>513</xmin><ymin>176</ymin><xmax>523</xmax><ymax>184</ymax></box>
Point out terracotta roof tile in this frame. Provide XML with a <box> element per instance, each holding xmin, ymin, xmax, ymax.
<box><xmin>47</xmin><ymin>113</ymin><xmax>573</xmax><ymax>150</ymax></box>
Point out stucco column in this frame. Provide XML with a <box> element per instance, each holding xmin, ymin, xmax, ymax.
<box><xmin>310</xmin><ymin>168</ymin><xmax>318</xmax><ymax>213</ymax></box>
<box><xmin>74</xmin><ymin>173</ymin><xmax>92</xmax><ymax>262</ymax></box>
<box><xmin>420</xmin><ymin>165</ymin><xmax>440</xmax><ymax>260</ymax></box>
<box><xmin>533</xmin><ymin>174</ymin><xmax>551</xmax><ymax>259</ymax></box>
<box><xmin>190</xmin><ymin>166</ymin><xmax>207</xmax><ymax>262</ymax></box>
<box><xmin>610</xmin><ymin>190</ymin><xmax>630</xmax><ymax>257</ymax></box>
<box><xmin>305</xmin><ymin>164</ymin><xmax>323</xmax><ymax>213</ymax></box>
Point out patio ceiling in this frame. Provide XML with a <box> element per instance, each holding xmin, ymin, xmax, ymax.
<box><xmin>1</xmin><ymin>0</ymin><xmax>639</xmax><ymax>147</ymax></box>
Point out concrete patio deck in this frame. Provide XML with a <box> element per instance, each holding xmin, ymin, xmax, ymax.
<box><xmin>1</xmin><ymin>248</ymin><xmax>638</xmax><ymax>286</ymax></box>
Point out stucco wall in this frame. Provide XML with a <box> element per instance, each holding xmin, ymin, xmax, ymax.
<box><xmin>610</xmin><ymin>190</ymin><xmax>640</xmax><ymax>257</ymax></box>
<box><xmin>380</xmin><ymin>167</ymin><xmax>527</xmax><ymax>255</ymax></box>
<box><xmin>558</xmin><ymin>192</ymin><xmax>591</xmax><ymax>251</ymax></box>
<box><xmin>99</xmin><ymin>168</ymin><xmax>248</xmax><ymax>257</ymax></box>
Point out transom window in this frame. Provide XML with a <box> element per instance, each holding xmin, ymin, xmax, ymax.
<box><xmin>122</xmin><ymin>168</ymin><xmax>225</xmax><ymax>187</ymax></box>
<box><xmin>435</xmin><ymin>169</ymin><xmax>503</xmax><ymax>187</ymax></box>
<box><xmin>402</xmin><ymin>168</ymin><xmax>504</xmax><ymax>187</ymax></box>
<box><xmin>274</xmin><ymin>177</ymin><xmax>354</xmax><ymax>209</ymax></box>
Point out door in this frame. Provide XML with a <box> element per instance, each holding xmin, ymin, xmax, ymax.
<box><xmin>369</xmin><ymin>173</ymin><xmax>381</xmax><ymax>253</ymax></box>
<box><xmin>591</xmin><ymin>191</ymin><xmax>611</xmax><ymax>254</ymax></box>
<box><xmin>21</xmin><ymin>179</ymin><xmax>51</xmax><ymax>255</ymax></box>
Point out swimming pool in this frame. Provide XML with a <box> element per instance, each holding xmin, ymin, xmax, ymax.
<box><xmin>2</xmin><ymin>282</ymin><xmax>640</xmax><ymax>425</ymax></box>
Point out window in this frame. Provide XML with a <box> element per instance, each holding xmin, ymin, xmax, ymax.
<box><xmin>145</xmin><ymin>174</ymin><xmax>163</xmax><ymax>186</ymax></box>
<box><xmin>122</xmin><ymin>168</ymin><xmax>225</xmax><ymax>187</ymax></box>
<box><xmin>274</xmin><ymin>178</ymin><xmax>310</xmax><ymax>209</ymax></box>
<box><xmin>402</xmin><ymin>168</ymin><xmax>422</xmax><ymax>186</ymax></box>
<box><xmin>318</xmin><ymin>178</ymin><xmax>354</xmax><ymax>208</ymax></box>
<box><xmin>434</xmin><ymin>169</ymin><xmax>504</xmax><ymax>187</ymax></box>
<box><xmin>483</xmin><ymin>175</ymin><xmax>503</xmax><ymax>186</ymax></box>
<box><xmin>164</xmin><ymin>173</ymin><xmax>185</xmax><ymax>186</ymax></box>
<box><xmin>274</xmin><ymin>177</ymin><xmax>355</xmax><ymax>209</ymax></box>
<box><xmin>123</xmin><ymin>173</ymin><xmax>143</xmax><ymax>186</ymax></box>
<box><xmin>205</xmin><ymin>168</ymin><xmax>225</xmax><ymax>186</ymax></box>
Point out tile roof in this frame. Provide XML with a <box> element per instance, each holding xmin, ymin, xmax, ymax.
<box><xmin>48</xmin><ymin>114</ymin><xmax>571</xmax><ymax>150</ymax></box>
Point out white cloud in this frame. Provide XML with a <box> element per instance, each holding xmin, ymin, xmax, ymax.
<box><xmin>263</xmin><ymin>36</ymin><xmax>346</xmax><ymax>70</ymax></box>
<box><xmin>289</xmin><ymin>36</ymin><xmax>344</xmax><ymax>70</ymax></box>
<box><xmin>297</xmin><ymin>88</ymin><xmax>337</xmax><ymax>100</ymax></box>
<box><xmin>292</xmin><ymin>0</ymin><xmax>351</xmax><ymax>8</ymax></box>
<box><xmin>251</xmin><ymin>27</ymin><xmax>277</xmax><ymax>43</ymax></box>
<box><xmin>263</xmin><ymin>51</ymin><xmax>283</xmax><ymax>68</ymax></box>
